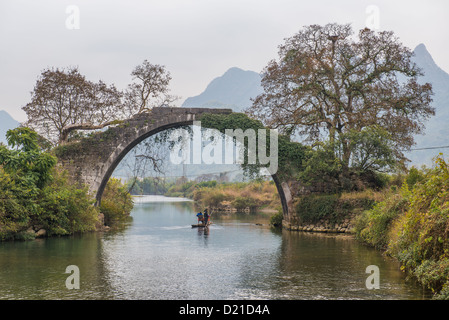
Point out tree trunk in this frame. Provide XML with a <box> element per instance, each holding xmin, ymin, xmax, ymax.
<box><xmin>340</xmin><ymin>139</ymin><xmax>352</xmax><ymax>190</ymax></box>
<box><xmin>59</xmin><ymin>120</ymin><xmax>119</xmax><ymax>144</ymax></box>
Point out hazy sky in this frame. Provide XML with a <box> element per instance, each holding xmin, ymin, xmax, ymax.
<box><xmin>1</xmin><ymin>0</ymin><xmax>448</xmax><ymax>122</ymax></box>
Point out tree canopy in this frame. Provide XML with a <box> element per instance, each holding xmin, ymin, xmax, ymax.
<box><xmin>22</xmin><ymin>61</ymin><xmax>175</xmax><ymax>145</ymax></box>
<box><xmin>247</xmin><ymin>23</ymin><xmax>434</xmax><ymax>175</ymax></box>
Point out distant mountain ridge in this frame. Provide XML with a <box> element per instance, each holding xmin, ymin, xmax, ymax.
<box><xmin>406</xmin><ymin>44</ymin><xmax>449</xmax><ymax>166</ymax></box>
<box><xmin>0</xmin><ymin>110</ymin><xmax>20</xmax><ymax>145</ymax></box>
<box><xmin>181</xmin><ymin>67</ymin><xmax>263</xmax><ymax>112</ymax></box>
<box><xmin>413</xmin><ymin>44</ymin><xmax>449</xmax><ymax>91</ymax></box>
<box><xmin>181</xmin><ymin>45</ymin><xmax>449</xmax><ymax>167</ymax></box>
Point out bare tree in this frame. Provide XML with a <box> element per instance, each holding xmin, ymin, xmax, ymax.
<box><xmin>23</xmin><ymin>61</ymin><xmax>178</xmax><ymax>145</ymax></box>
<box><xmin>22</xmin><ymin>67</ymin><xmax>123</xmax><ymax>145</ymax></box>
<box><xmin>123</xmin><ymin>60</ymin><xmax>178</xmax><ymax>116</ymax></box>
<box><xmin>22</xmin><ymin>62</ymin><xmax>180</xmax><ymax>184</ymax></box>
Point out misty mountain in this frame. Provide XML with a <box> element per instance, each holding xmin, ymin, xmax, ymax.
<box><xmin>181</xmin><ymin>67</ymin><xmax>263</xmax><ymax>112</ymax></box>
<box><xmin>181</xmin><ymin>46</ymin><xmax>449</xmax><ymax>168</ymax></box>
<box><xmin>405</xmin><ymin>44</ymin><xmax>449</xmax><ymax>167</ymax></box>
<box><xmin>175</xmin><ymin>67</ymin><xmax>265</xmax><ymax>181</ymax></box>
<box><xmin>0</xmin><ymin>110</ymin><xmax>20</xmax><ymax>145</ymax></box>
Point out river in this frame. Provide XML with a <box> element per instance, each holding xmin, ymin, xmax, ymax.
<box><xmin>0</xmin><ymin>195</ymin><xmax>429</xmax><ymax>300</ymax></box>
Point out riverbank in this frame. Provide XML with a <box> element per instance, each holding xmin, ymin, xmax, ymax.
<box><xmin>165</xmin><ymin>180</ymin><xmax>281</xmax><ymax>214</ymax></box>
<box><xmin>282</xmin><ymin>189</ymin><xmax>381</xmax><ymax>234</ymax></box>
<box><xmin>272</xmin><ymin>157</ymin><xmax>449</xmax><ymax>300</ymax></box>
<box><xmin>353</xmin><ymin>157</ymin><xmax>449</xmax><ymax>300</ymax></box>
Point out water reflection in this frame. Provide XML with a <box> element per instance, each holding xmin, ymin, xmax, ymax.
<box><xmin>0</xmin><ymin>196</ymin><xmax>430</xmax><ymax>300</ymax></box>
<box><xmin>275</xmin><ymin>232</ymin><xmax>428</xmax><ymax>300</ymax></box>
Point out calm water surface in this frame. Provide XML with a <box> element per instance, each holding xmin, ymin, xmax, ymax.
<box><xmin>0</xmin><ymin>195</ymin><xmax>429</xmax><ymax>300</ymax></box>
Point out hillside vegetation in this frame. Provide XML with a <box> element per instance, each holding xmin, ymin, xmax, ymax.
<box><xmin>355</xmin><ymin>154</ymin><xmax>449</xmax><ymax>299</ymax></box>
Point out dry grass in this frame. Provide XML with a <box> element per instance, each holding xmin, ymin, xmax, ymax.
<box><xmin>339</xmin><ymin>189</ymin><xmax>386</xmax><ymax>203</ymax></box>
<box><xmin>194</xmin><ymin>180</ymin><xmax>281</xmax><ymax>211</ymax></box>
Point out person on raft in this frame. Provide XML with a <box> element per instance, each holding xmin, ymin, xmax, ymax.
<box><xmin>203</xmin><ymin>209</ymin><xmax>210</xmax><ymax>226</ymax></box>
<box><xmin>196</xmin><ymin>211</ymin><xmax>204</xmax><ymax>225</ymax></box>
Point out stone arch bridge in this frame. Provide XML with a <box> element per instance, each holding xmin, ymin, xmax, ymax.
<box><xmin>56</xmin><ymin>107</ymin><xmax>299</xmax><ymax>225</ymax></box>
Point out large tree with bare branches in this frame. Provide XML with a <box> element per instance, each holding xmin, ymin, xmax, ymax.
<box><xmin>247</xmin><ymin>23</ymin><xmax>434</xmax><ymax>176</ymax></box>
<box><xmin>123</xmin><ymin>60</ymin><xmax>178</xmax><ymax>116</ymax></box>
<box><xmin>22</xmin><ymin>67</ymin><xmax>123</xmax><ymax>145</ymax></box>
<box><xmin>22</xmin><ymin>61</ymin><xmax>176</xmax><ymax>145</ymax></box>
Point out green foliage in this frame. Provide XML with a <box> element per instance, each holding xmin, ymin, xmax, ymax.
<box><xmin>0</xmin><ymin>167</ymin><xmax>30</xmax><ymax>240</ymax></box>
<box><xmin>277</xmin><ymin>134</ymin><xmax>309</xmax><ymax>180</ymax></box>
<box><xmin>405</xmin><ymin>166</ymin><xmax>426</xmax><ymax>189</ymax></box>
<box><xmin>100</xmin><ymin>178</ymin><xmax>134</xmax><ymax>225</ymax></box>
<box><xmin>200</xmin><ymin>112</ymin><xmax>265</xmax><ymax>133</ymax></box>
<box><xmin>5</xmin><ymin>127</ymin><xmax>40</xmax><ymax>151</ymax></box>
<box><xmin>345</xmin><ymin>125</ymin><xmax>399</xmax><ymax>173</ymax></box>
<box><xmin>231</xmin><ymin>196</ymin><xmax>257</xmax><ymax>211</ymax></box>
<box><xmin>299</xmin><ymin>127</ymin><xmax>400</xmax><ymax>193</ymax></box>
<box><xmin>393</xmin><ymin>156</ymin><xmax>449</xmax><ymax>267</ymax></box>
<box><xmin>128</xmin><ymin>177</ymin><xmax>172</xmax><ymax>195</ymax></box>
<box><xmin>165</xmin><ymin>180</ymin><xmax>196</xmax><ymax>198</ymax></box>
<box><xmin>0</xmin><ymin>127</ymin><xmax>57</xmax><ymax>190</ymax></box>
<box><xmin>38</xmin><ymin>169</ymin><xmax>99</xmax><ymax>236</ymax></box>
<box><xmin>270</xmin><ymin>209</ymin><xmax>283</xmax><ymax>227</ymax></box>
<box><xmin>354</xmin><ymin>189</ymin><xmax>409</xmax><ymax>250</ymax></box>
<box><xmin>0</xmin><ymin>127</ymin><xmax>101</xmax><ymax>240</ymax></box>
<box><xmin>296</xmin><ymin>194</ymin><xmax>340</xmax><ymax>224</ymax></box>
<box><xmin>298</xmin><ymin>141</ymin><xmax>342</xmax><ymax>193</ymax></box>
<box><xmin>297</xmin><ymin>193</ymin><xmax>376</xmax><ymax>225</ymax></box>
<box><xmin>355</xmin><ymin>155</ymin><xmax>449</xmax><ymax>298</ymax></box>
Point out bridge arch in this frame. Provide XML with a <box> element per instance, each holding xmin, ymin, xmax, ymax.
<box><xmin>56</xmin><ymin>107</ymin><xmax>296</xmax><ymax>223</ymax></box>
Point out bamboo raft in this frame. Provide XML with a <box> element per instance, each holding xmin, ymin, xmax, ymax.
<box><xmin>191</xmin><ymin>222</ymin><xmax>212</xmax><ymax>228</ymax></box>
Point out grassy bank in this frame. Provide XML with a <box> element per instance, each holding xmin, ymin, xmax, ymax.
<box><xmin>354</xmin><ymin>155</ymin><xmax>449</xmax><ymax>299</ymax></box>
<box><xmin>165</xmin><ymin>179</ymin><xmax>281</xmax><ymax>214</ymax></box>
<box><xmin>295</xmin><ymin>190</ymin><xmax>380</xmax><ymax>225</ymax></box>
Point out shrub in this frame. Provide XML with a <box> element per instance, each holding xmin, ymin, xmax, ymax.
<box><xmin>232</xmin><ymin>196</ymin><xmax>257</xmax><ymax>211</ymax></box>
<box><xmin>405</xmin><ymin>166</ymin><xmax>426</xmax><ymax>189</ymax></box>
<box><xmin>296</xmin><ymin>194</ymin><xmax>339</xmax><ymax>224</ymax></box>
<box><xmin>0</xmin><ymin>167</ymin><xmax>30</xmax><ymax>240</ymax></box>
<box><xmin>270</xmin><ymin>209</ymin><xmax>283</xmax><ymax>227</ymax></box>
<box><xmin>0</xmin><ymin>128</ymin><xmax>102</xmax><ymax>240</ymax></box>
<box><xmin>356</xmin><ymin>155</ymin><xmax>449</xmax><ymax>299</ymax></box>
<box><xmin>354</xmin><ymin>190</ymin><xmax>409</xmax><ymax>250</ymax></box>
<box><xmin>37</xmin><ymin>168</ymin><xmax>100</xmax><ymax>236</ymax></box>
<box><xmin>100</xmin><ymin>178</ymin><xmax>134</xmax><ymax>225</ymax></box>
